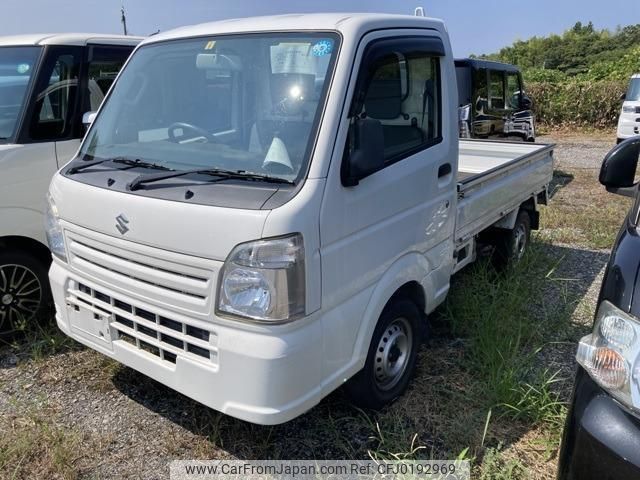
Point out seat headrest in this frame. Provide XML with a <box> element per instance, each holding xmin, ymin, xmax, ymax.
<box><xmin>364</xmin><ymin>76</ymin><xmax>402</xmax><ymax>120</ymax></box>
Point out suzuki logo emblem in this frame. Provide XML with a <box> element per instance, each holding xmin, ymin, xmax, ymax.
<box><xmin>115</xmin><ymin>214</ymin><xmax>130</xmax><ymax>235</ymax></box>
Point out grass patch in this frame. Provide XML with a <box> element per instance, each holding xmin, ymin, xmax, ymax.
<box><xmin>0</xmin><ymin>405</ymin><xmax>82</xmax><ymax>480</ymax></box>
<box><xmin>541</xmin><ymin>169</ymin><xmax>631</xmax><ymax>249</ymax></box>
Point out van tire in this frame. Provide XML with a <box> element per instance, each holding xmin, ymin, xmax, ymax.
<box><xmin>492</xmin><ymin>210</ymin><xmax>531</xmax><ymax>269</ymax></box>
<box><xmin>345</xmin><ymin>299</ymin><xmax>421</xmax><ymax>410</ymax></box>
<box><xmin>0</xmin><ymin>250</ymin><xmax>52</xmax><ymax>333</ymax></box>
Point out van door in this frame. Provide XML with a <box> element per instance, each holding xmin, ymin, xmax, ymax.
<box><xmin>23</xmin><ymin>46</ymin><xmax>83</xmax><ymax>168</ymax></box>
<box><xmin>318</xmin><ymin>32</ymin><xmax>456</xmax><ymax>377</ymax></box>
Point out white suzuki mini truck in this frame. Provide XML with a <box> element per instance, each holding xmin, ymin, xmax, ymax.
<box><xmin>46</xmin><ymin>14</ymin><xmax>554</xmax><ymax>424</ymax></box>
<box><xmin>0</xmin><ymin>34</ymin><xmax>140</xmax><ymax>331</ymax></box>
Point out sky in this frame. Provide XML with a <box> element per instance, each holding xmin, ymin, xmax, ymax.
<box><xmin>2</xmin><ymin>0</ymin><xmax>639</xmax><ymax>56</ymax></box>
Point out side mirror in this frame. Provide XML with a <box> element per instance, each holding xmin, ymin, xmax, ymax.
<box><xmin>599</xmin><ymin>137</ymin><xmax>640</xmax><ymax>197</ymax></box>
<box><xmin>342</xmin><ymin>117</ymin><xmax>385</xmax><ymax>187</ymax></box>
<box><xmin>520</xmin><ymin>95</ymin><xmax>533</xmax><ymax>110</ymax></box>
<box><xmin>82</xmin><ymin>111</ymin><xmax>97</xmax><ymax>128</ymax></box>
<box><xmin>621</xmin><ymin>93</ymin><xmax>627</xmax><ymax>102</ymax></box>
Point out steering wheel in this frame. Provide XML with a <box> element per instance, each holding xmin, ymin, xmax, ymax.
<box><xmin>168</xmin><ymin>122</ymin><xmax>217</xmax><ymax>143</ymax></box>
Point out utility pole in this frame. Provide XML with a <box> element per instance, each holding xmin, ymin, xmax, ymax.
<box><xmin>121</xmin><ymin>1</ymin><xmax>128</xmax><ymax>36</ymax></box>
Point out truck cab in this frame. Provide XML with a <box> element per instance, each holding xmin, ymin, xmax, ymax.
<box><xmin>455</xmin><ymin>58</ymin><xmax>535</xmax><ymax>141</ymax></box>
<box><xmin>46</xmin><ymin>14</ymin><xmax>553</xmax><ymax>424</ymax></box>
<box><xmin>617</xmin><ymin>74</ymin><xmax>640</xmax><ymax>143</ymax></box>
<box><xmin>0</xmin><ymin>34</ymin><xmax>141</xmax><ymax>331</ymax></box>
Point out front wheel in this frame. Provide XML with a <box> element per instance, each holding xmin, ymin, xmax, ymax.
<box><xmin>0</xmin><ymin>250</ymin><xmax>52</xmax><ymax>333</ymax></box>
<box><xmin>345</xmin><ymin>299</ymin><xmax>421</xmax><ymax>410</ymax></box>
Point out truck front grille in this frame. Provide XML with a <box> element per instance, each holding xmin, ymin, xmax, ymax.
<box><xmin>68</xmin><ymin>282</ymin><xmax>219</xmax><ymax>367</ymax></box>
<box><xmin>65</xmin><ymin>229</ymin><xmax>217</xmax><ymax>316</ymax></box>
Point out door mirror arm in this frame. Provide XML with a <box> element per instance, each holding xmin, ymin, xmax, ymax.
<box><xmin>606</xmin><ymin>185</ymin><xmax>637</xmax><ymax>198</ymax></box>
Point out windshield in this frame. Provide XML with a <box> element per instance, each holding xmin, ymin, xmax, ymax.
<box><xmin>0</xmin><ymin>46</ymin><xmax>41</xmax><ymax>141</ymax></box>
<box><xmin>627</xmin><ymin>78</ymin><xmax>640</xmax><ymax>102</ymax></box>
<box><xmin>80</xmin><ymin>33</ymin><xmax>340</xmax><ymax>182</ymax></box>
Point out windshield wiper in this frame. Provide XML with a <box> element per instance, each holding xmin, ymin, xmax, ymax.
<box><xmin>67</xmin><ymin>157</ymin><xmax>172</xmax><ymax>175</ymax></box>
<box><xmin>127</xmin><ymin>168</ymin><xmax>294</xmax><ymax>191</ymax></box>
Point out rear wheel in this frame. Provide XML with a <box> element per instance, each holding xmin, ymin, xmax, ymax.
<box><xmin>345</xmin><ymin>299</ymin><xmax>421</xmax><ymax>409</ymax></box>
<box><xmin>492</xmin><ymin>210</ymin><xmax>531</xmax><ymax>269</ymax></box>
<box><xmin>0</xmin><ymin>250</ymin><xmax>52</xmax><ymax>333</ymax></box>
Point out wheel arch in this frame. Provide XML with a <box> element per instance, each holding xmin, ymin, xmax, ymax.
<box><xmin>0</xmin><ymin>235</ymin><xmax>52</xmax><ymax>267</ymax></box>
<box><xmin>350</xmin><ymin>252</ymin><xmax>434</xmax><ymax>372</ymax></box>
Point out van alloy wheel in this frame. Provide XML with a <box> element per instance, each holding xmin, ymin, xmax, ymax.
<box><xmin>0</xmin><ymin>264</ymin><xmax>42</xmax><ymax>327</ymax></box>
<box><xmin>374</xmin><ymin>317</ymin><xmax>413</xmax><ymax>391</ymax></box>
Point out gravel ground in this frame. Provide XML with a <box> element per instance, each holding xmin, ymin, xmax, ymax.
<box><xmin>0</xmin><ymin>133</ymin><xmax>619</xmax><ymax>479</ymax></box>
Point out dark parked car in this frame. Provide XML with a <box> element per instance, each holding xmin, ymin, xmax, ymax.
<box><xmin>455</xmin><ymin>58</ymin><xmax>535</xmax><ymax>141</ymax></box>
<box><xmin>558</xmin><ymin>137</ymin><xmax>640</xmax><ymax>479</ymax></box>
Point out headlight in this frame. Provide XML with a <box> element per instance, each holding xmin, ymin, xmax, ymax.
<box><xmin>622</xmin><ymin>105</ymin><xmax>636</xmax><ymax>114</ymax></box>
<box><xmin>44</xmin><ymin>193</ymin><xmax>67</xmax><ymax>262</ymax></box>
<box><xmin>217</xmin><ymin>234</ymin><xmax>305</xmax><ymax>323</ymax></box>
<box><xmin>577</xmin><ymin>301</ymin><xmax>640</xmax><ymax>408</ymax></box>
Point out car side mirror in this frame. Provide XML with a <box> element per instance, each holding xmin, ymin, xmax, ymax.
<box><xmin>621</xmin><ymin>93</ymin><xmax>627</xmax><ymax>102</ymax></box>
<box><xmin>82</xmin><ymin>111</ymin><xmax>97</xmax><ymax>128</ymax></box>
<box><xmin>342</xmin><ymin>117</ymin><xmax>385</xmax><ymax>187</ymax></box>
<box><xmin>599</xmin><ymin>137</ymin><xmax>640</xmax><ymax>197</ymax></box>
<box><xmin>520</xmin><ymin>95</ymin><xmax>532</xmax><ymax>110</ymax></box>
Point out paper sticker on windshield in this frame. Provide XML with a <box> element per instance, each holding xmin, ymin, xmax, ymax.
<box><xmin>311</xmin><ymin>39</ymin><xmax>333</xmax><ymax>57</ymax></box>
<box><xmin>204</xmin><ymin>40</ymin><xmax>216</xmax><ymax>50</ymax></box>
<box><xmin>271</xmin><ymin>43</ymin><xmax>314</xmax><ymax>74</ymax></box>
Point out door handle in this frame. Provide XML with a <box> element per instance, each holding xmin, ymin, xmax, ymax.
<box><xmin>438</xmin><ymin>163</ymin><xmax>452</xmax><ymax>178</ymax></box>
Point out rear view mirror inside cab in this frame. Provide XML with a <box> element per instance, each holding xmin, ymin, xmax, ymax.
<box><xmin>195</xmin><ymin>53</ymin><xmax>242</xmax><ymax>71</ymax></box>
<box><xmin>600</xmin><ymin>136</ymin><xmax>640</xmax><ymax>197</ymax></box>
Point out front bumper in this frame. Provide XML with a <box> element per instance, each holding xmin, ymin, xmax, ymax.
<box><xmin>557</xmin><ymin>367</ymin><xmax>640</xmax><ymax>480</ymax></box>
<box><xmin>50</xmin><ymin>260</ymin><xmax>324</xmax><ymax>425</ymax></box>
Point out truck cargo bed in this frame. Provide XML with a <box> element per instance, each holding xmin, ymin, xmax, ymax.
<box><xmin>455</xmin><ymin>139</ymin><xmax>555</xmax><ymax>245</ymax></box>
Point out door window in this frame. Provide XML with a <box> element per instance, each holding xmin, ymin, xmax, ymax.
<box><xmin>85</xmin><ymin>46</ymin><xmax>133</xmax><ymax>112</ymax></box>
<box><xmin>506</xmin><ymin>72</ymin><xmax>521</xmax><ymax>110</ymax></box>
<box><xmin>349</xmin><ymin>37</ymin><xmax>442</xmax><ymax>164</ymax></box>
<box><xmin>489</xmin><ymin>70</ymin><xmax>505</xmax><ymax>110</ymax></box>
<box><xmin>28</xmin><ymin>48</ymin><xmax>81</xmax><ymax>140</ymax></box>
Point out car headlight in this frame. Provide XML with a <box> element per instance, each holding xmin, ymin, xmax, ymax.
<box><xmin>44</xmin><ymin>193</ymin><xmax>67</xmax><ymax>262</ymax></box>
<box><xmin>577</xmin><ymin>301</ymin><xmax>640</xmax><ymax>408</ymax></box>
<box><xmin>216</xmin><ymin>234</ymin><xmax>305</xmax><ymax>323</ymax></box>
<box><xmin>622</xmin><ymin>105</ymin><xmax>636</xmax><ymax>114</ymax></box>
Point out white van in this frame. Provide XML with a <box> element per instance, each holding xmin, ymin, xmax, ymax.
<box><xmin>46</xmin><ymin>14</ymin><xmax>554</xmax><ymax>424</ymax></box>
<box><xmin>617</xmin><ymin>74</ymin><xmax>640</xmax><ymax>143</ymax></box>
<box><xmin>0</xmin><ymin>34</ymin><xmax>141</xmax><ymax>331</ymax></box>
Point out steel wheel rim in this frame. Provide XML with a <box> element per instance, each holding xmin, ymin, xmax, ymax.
<box><xmin>514</xmin><ymin>224</ymin><xmax>527</xmax><ymax>260</ymax></box>
<box><xmin>374</xmin><ymin>317</ymin><xmax>413</xmax><ymax>391</ymax></box>
<box><xmin>0</xmin><ymin>264</ymin><xmax>42</xmax><ymax>329</ymax></box>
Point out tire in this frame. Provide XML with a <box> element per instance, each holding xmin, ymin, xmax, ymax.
<box><xmin>345</xmin><ymin>299</ymin><xmax>421</xmax><ymax>410</ymax></box>
<box><xmin>0</xmin><ymin>250</ymin><xmax>52</xmax><ymax>333</ymax></box>
<box><xmin>492</xmin><ymin>210</ymin><xmax>531</xmax><ymax>270</ymax></box>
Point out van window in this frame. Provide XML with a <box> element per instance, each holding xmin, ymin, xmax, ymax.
<box><xmin>0</xmin><ymin>46</ymin><xmax>40</xmax><ymax>141</ymax></box>
<box><xmin>489</xmin><ymin>70</ymin><xmax>505</xmax><ymax>109</ymax></box>
<box><xmin>29</xmin><ymin>48</ymin><xmax>81</xmax><ymax>140</ymax></box>
<box><xmin>473</xmin><ymin>68</ymin><xmax>488</xmax><ymax>114</ymax></box>
<box><xmin>352</xmin><ymin>39</ymin><xmax>441</xmax><ymax>163</ymax></box>
<box><xmin>86</xmin><ymin>46</ymin><xmax>133</xmax><ymax>112</ymax></box>
<box><xmin>506</xmin><ymin>72</ymin><xmax>521</xmax><ymax>110</ymax></box>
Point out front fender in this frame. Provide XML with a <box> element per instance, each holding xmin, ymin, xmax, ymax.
<box><xmin>351</xmin><ymin>245</ymin><xmax>451</xmax><ymax>370</ymax></box>
<box><xmin>0</xmin><ymin>206</ymin><xmax>46</xmax><ymax>244</ymax></box>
